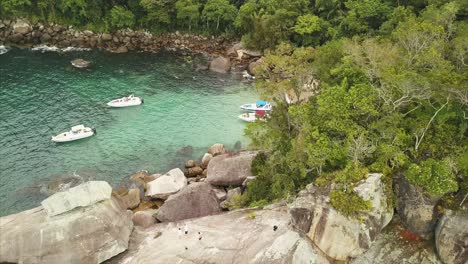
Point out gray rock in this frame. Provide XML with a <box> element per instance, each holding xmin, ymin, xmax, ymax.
<box><xmin>156</xmin><ymin>182</ymin><xmax>221</xmax><ymax>222</ymax></box>
<box><xmin>243</xmin><ymin>176</ymin><xmax>257</xmax><ymax>187</ymax></box>
<box><xmin>185</xmin><ymin>160</ymin><xmax>196</xmax><ymax>168</ymax></box>
<box><xmin>119</xmin><ymin>188</ymin><xmax>141</xmax><ymax>210</ymax></box>
<box><xmin>435</xmin><ymin>210</ymin><xmax>468</xmax><ymax>264</ymax></box>
<box><xmin>227</xmin><ymin>42</ymin><xmax>243</xmax><ymax>56</ymax></box>
<box><xmin>145</xmin><ymin>168</ymin><xmax>187</xmax><ymax>199</ymax></box>
<box><xmin>132</xmin><ymin>210</ymin><xmax>157</xmax><ymax>228</ymax></box>
<box><xmin>213</xmin><ymin>186</ymin><xmax>227</xmax><ymax>201</ymax></box>
<box><xmin>207</xmin><ymin>151</ymin><xmax>257</xmax><ymax>187</ymax></box>
<box><xmin>350</xmin><ymin>221</ymin><xmax>441</xmax><ymax>264</ymax></box>
<box><xmin>71</xmin><ymin>58</ymin><xmax>91</xmax><ymax>68</ymax></box>
<box><xmin>0</xmin><ymin>195</ymin><xmax>132</xmax><ymax>264</ymax></box>
<box><xmin>113</xmin><ymin>46</ymin><xmax>128</xmax><ymax>53</ymax></box>
<box><xmin>396</xmin><ymin>176</ymin><xmax>439</xmax><ymax>239</ymax></box>
<box><xmin>109</xmin><ymin>207</ymin><xmax>329</xmax><ymax>264</ymax></box>
<box><xmin>289</xmin><ymin>173</ymin><xmax>393</xmax><ymax>261</ymax></box>
<box><xmin>208</xmin><ymin>143</ymin><xmax>226</xmax><ymax>156</ymax></box>
<box><xmin>221</xmin><ymin>187</ymin><xmax>242</xmax><ymax>209</ymax></box>
<box><xmin>101</xmin><ymin>33</ymin><xmax>112</xmax><ymax>41</ymax></box>
<box><xmin>41</xmin><ymin>181</ymin><xmax>112</xmax><ymax>216</ymax></box>
<box><xmin>185</xmin><ymin>166</ymin><xmax>203</xmax><ymax>177</ymax></box>
<box><xmin>209</xmin><ymin>56</ymin><xmax>231</xmax><ymax>73</ymax></box>
<box><xmin>248</xmin><ymin>58</ymin><xmax>262</xmax><ymax>75</ymax></box>
<box><xmin>201</xmin><ymin>153</ymin><xmax>213</xmax><ymax>167</ymax></box>
<box><xmin>12</xmin><ymin>19</ymin><xmax>31</xmax><ymax>34</ymax></box>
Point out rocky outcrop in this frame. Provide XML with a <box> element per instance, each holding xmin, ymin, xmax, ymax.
<box><xmin>435</xmin><ymin>210</ymin><xmax>468</xmax><ymax>264</ymax></box>
<box><xmin>185</xmin><ymin>166</ymin><xmax>203</xmax><ymax>177</ymax></box>
<box><xmin>0</xmin><ymin>19</ymin><xmax>230</xmax><ymax>55</ymax></box>
<box><xmin>41</xmin><ymin>180</ymin><xmax>112</xmax><ymax>216</ymax></box>
<box><xmin>396</xmin><ymin>176</ymin><xmax>440</xmax><ymax>239</ymax></box>
<box><xmin>185</xmin><ymin>160</ymin><xmax>196</xmax><ymax>168</ymax></box>
<box><xmin>289</xmin><ymin>173</ymin><xmax>393</xmax><ymax>261</ymax></box>
<box><xmin>208</xmin><ymin>143</ymin><xmax>226</xmax><ymax>156</ymax></box>
<box><xmin>213</xmin><ymin>186</ymin><xmax>227</xmax><ymax>201</ymax></box>
<box><xmin>117</xmin><ymin>188</ymin><xmax>141</xmax><ymax>210</ymax></box>
<box><xmin>0</xmin><ymin>182</ymin><xmax>133</xmax><ymax>264</ymax></box>
<box><xmin>156</xmin><ymin>182</ymin><xmax>221</xmax><ymax>222</ymax></box>
<box><xmin>248</xmin><ymin>58</ymin><xmax>262</xmax><ymax>75</ymax></box>
<box><xmin>209</xmin><ymin>56</ymin><xmax>231</xmax><ymax>73</ymax></box>
<box><xmin>132</xmin><ymin>210</ymin><xmax>157</xmax><ymax>228</ymax></box>
<box><xmin>207</xmin><ymin>151</ymin><xmax>257</xmax><ymax>187</ymax></box>
<box><xmin>145</xmin><ymin>168</ymin><xmax>187</xmax><ymax>199</ymax></box>
<box><xmin>109</xmin><ymin>207</ymin><xmax>330</xmax><ymax>264</ymax></box>
<box><xmin>350</xmin><ymin>221</ymin><xmax>441</xmax><ymax>264</ymax></box>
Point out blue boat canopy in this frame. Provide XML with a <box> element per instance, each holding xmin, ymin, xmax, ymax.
<box><xmin>256</xmin><ymin>100</ymin><xmax>267</xmax><ymax>106</ymax></box>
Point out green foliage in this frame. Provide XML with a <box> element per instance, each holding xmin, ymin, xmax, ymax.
<box><xmin>175</xmin><ymin>0</ymin><xmax>200</xmax><ymax>31</ymax></box>
<box><xmin>330</xmin><ymin>188</ymin><xmax>372</xmax><ymax>217</ymax></box>
<box><xmin>108</xmin><ymin>6</ymin><xmax>135</xmax><ymax>29</ymax></box>
<box><xmin>406</xmin><ymin>159</ymin><xmax>458</xmax><ymax>196</ymax></box>
<box><xmin>245</xmin><ymin>211</ymin><xmax>256</xmax><ymax>219</ymax></box>
<box><xmin>202</xmin><ymin>0</ymin><xmax>237</xmax><ymax>32</ymax></box>
<box><xmin>0</xmin><ymin>0</ymin><xmax>31</xmax><ymax>17</ymax></box>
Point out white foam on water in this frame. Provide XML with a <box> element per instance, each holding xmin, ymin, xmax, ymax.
<box><xmin>0</xmin><ymin>45</ymin><xmax>9</xmax><ymax>55</ymax></box>
<box><xmin>31</xmin><ymin>45</ymin><xmax>91</xmax><ymax>53</ymax></box>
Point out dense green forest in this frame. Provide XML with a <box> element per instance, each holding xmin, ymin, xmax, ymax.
<box><xmin>1</xmin><ymin>0</ymin><xmax>467</xmax><ymax>214</ymax></box>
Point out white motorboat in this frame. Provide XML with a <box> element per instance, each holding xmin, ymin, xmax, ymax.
<box><xmin>107</xmin><ymin>94</ymin><xmax>144</xmax><ymax>108</ymax></box>
<box><xmin>51</xmin><ymin>125</ymin><xmax>96</xmax><ymax>143</ymax></box>
<box><xmin>240</xmin><ymin>100</ymin><xmax>272</xmax><ymax>111</ymax></box>
<box><xmin>238</xmin><ymin>112</ymin><xmax>268</xmax><ymax>122</ymax></box>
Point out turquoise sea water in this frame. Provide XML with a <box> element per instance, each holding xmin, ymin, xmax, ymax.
<box><xmin>0</xmin><ymin>49</ymin><xmax>255</xmax><ymax>216</ymax></box>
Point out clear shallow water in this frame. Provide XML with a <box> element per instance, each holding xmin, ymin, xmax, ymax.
<box><xmin>0</xmin><ymin>49</ymin><xmax>255</xmax><ymax>216</ymax></box>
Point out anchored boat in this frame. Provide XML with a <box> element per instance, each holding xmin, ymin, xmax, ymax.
<box><xmin>51</xmin><ymin>125</ymin><xmax>96</xmax><ymax>143</ymax></box>
<box><xmin>240</xmin><ymin>100</ymin><xmax>272</xmax><ymax>111</ymax></box>
<box><xmin>107</xmin><ymin>94</ymin><xmax>143</xmax><ymax>108</ymax></box>
<box><xmin>238</xmin><ymin>111</ymin><xmax>268</xmax><ymax>122</ymax></box>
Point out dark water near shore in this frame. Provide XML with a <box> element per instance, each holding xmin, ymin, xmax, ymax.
<box><xmin>0</xmin><ymin>49</ymin><xmax>255</xmax><ymax>216</ymax></box>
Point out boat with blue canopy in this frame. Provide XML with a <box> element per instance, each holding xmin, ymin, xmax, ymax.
<box><xmin>240</xmin><ymin>100</ymin><xmax>272</xmax><ymax>111</ymax></box>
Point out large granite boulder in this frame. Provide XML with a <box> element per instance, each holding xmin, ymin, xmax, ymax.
<box><xmin>156</xmin><ymin>182</ymin><xmax>221</xmax><ymax>222</ymax></box>
<box><xmin>207</xmin><ymin>151</ymin><xmax>258</xmax><ymax>187</ymax></box>
<box><xmin>41</xmin><ymin>180</ymin><xmax>112</xmax><ymax>216</ymax></box>
<box><xmin>289</xmin><ymin>173</ymin><xmax>393</xmax><ymax>261</ymax></box>
<box><xmin>435</xmin><ymin>210</ymin><xmax>468</xmax><ymax>264</ymax></box>
<box><xmin>145</xmin><ymin>168</ymin><xmax>187</xmax><ymax>199</ymax></box>
<box><xmin>117</xmin><ymin>188</ymin><xmax>141</xmax><ymax>210</ymax></box>
<box><xmin>201</xmin><ymin>153</ymin><xmax>213</xmax><ymax>168</ymax></box>
<box><xmin>396</xmin><ymin>176</ymin><xmax>440</xmax><ymax>239</ymax></box>
<box><xmin>108</xmin><ymin>207</ymin><xmax>330</xmax><ymax>264</ymax></box>
<box><xmin>209</xmin><ymin>56</ymin><xmax>231</xmax><ymax>73</ymax></box>
<box><xmin>0</xmin><ymin>182</ymin><xmax>133</xmax><ymax>264</ymax></box>
<box><xmin>350</xmin><ymin>221</ymin><xmax>441</xmax><ymax>264</ymax></box>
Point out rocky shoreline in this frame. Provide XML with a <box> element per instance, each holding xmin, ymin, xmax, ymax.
<box><xmin>0</xmin><ymin>143</ymin><xmax>466</xmax><ymax>264</ymax></box>
<box><xmin>0</xmin><ymin>18</ymin><xmax>263</xmax><ymax>75</ymax></box>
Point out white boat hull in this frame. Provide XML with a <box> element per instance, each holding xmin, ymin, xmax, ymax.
<box><xmin>240</xmin><ymin>103</ymin><xmax>272</xmax><ymax>111</ymax></box>
<box><xmin>107</xmin><ymin>96</ymin><xmax>143</xmax><ymax>108</ymax></box>
<box><xmin>52</xmin><ymin>128</ymin><xmax>95</xmax><ymax>142</ymax></box>
<box><xmin>238</xmin><ymin>113</ymin><xmax>267</xmax><ymax>122</ymax></box>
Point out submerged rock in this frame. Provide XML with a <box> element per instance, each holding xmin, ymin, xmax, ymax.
<box><xmin>71</xmin><ymin>58</ymin><xmax>91</xmax><ymax>68</ymax></box>
<box><xmin>208</xmin><ymin>143</ymin><xmax>226</xmax><ymax>156</ymax></box>
<box><xmin>435</xmin><ymin>210</ymin><xmax>468</xmax><ymax>264</ymax></box>
<box><xmin>209</xmin><ymin>56</ymin><xmax>231</xmax><ymax>73</ymax></box>
<box><xmin>207</xmin><ymin>151</ymin><xmax>257</xmax><ymax>187</ymax></box>
<box><xmin>109</xmin><ymin>207</ymin><xmax>330</xmax><ymax>264</ymax></box>
<box><xmin>156</xmin><ymin>182</ymin><xmax>221</xmax><ymax>222</ymax></box>
<box><xmin>145</xmin><ymin>168</ymin><xmax>187</xmax><ymax>200</ymax></box>
<box><xmin>0</xmin><ymin>182</ymin><xmax>133</xmax><ymax>264</ymax></box>
<box><xmin>289</xmin><ymin>173</ymin><xmax>393</xmax><ymax>261</ymax></box>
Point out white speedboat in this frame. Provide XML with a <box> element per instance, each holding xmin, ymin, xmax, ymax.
<box><xmin>240</xmin><ymin>100</ymin><xmax>272</xmax><ymax>111</ymax></box>
<box><xmin>107</xmin><ymin>94</ymin><xmax>143</xmax><ymax>108</ymax></box>
<box><xmin>52</xmin><ymin>125</ymin><xmax>95</xmax><ymax>143</ymax></box>
<box><xmin>238</xmin><ymin>112</ymin><xmax>268</xmax><ymax>122</ymax></box>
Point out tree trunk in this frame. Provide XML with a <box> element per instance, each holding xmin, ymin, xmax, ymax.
<box><xmin>216</xmin><ymin>16</ymin><xmax>220</xmax><ymax>31</ymax></box>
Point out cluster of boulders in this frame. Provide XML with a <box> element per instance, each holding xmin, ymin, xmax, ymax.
<box><xmin>0</xmin><ymin>18</ymin><xmax>229</xmax><ymax>55</ymax></box>
<box><xmin>113</xmin><ymin>143</ymin><xmax>258</xmax><ymax>230</ymax></box>
<box><xmin>208</xmin><ymin>42</ymin><xmax>263</xmax><ymax>75</ymax></box>
<box><xmin>0</xmin><ymin>143</ymin><xmax>466</xmax><ymax>263</ymax></box>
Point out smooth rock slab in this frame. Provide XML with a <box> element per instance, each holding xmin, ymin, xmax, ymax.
<box><xmin>0</xmin><ymin>198</ymin><xmax>133</xmax><ymax>264</ymax></box>
<box><xmin>109</xmin><ymin>207</ymin><xmax>329</xmax><ymax>264</ymax></box>
<box><xmin>41</xmin><ymin>180</ymin><xmax>112</xmax><ymax>216</ymax></box>
<box><xmin>132</xmin><ymin>209</ymin><xmax>157</xmax><ymax>228</ymax></box>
